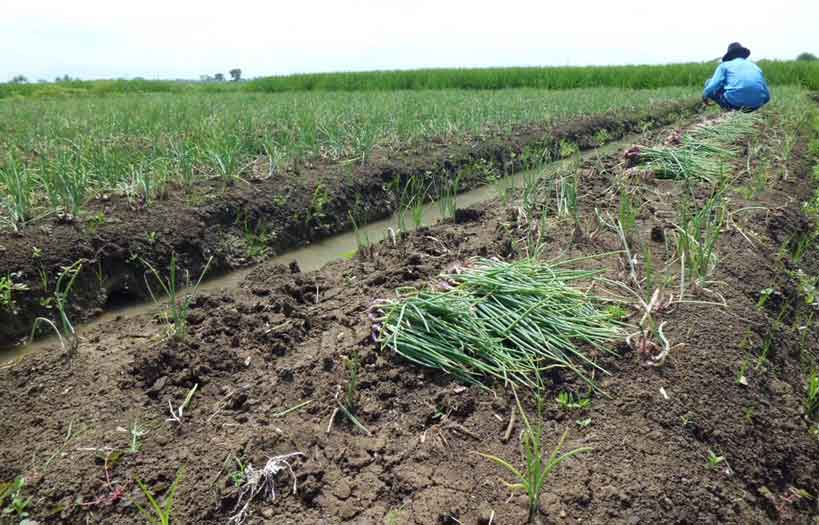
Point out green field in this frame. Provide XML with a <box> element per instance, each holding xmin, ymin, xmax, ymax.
<box><xmin>0</xmin><ymin>86</ymin><xmax>697</xmax><ymax>228</ymax></box>
<box><xmin>1</xmin><ymin>61</ymin><xmax>817</xmax><ymax>100</ymax></box>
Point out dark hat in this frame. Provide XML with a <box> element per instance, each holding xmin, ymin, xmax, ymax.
<box><xmin>723</xmin><ymin>42</ymin><xmax>751</xmax><ymax>62</ymax></box>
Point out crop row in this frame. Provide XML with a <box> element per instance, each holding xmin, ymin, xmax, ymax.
<box><xmin>0</xmin><ymin>86</ymin><xmax>696</xmax><ymax>228</ymax></box>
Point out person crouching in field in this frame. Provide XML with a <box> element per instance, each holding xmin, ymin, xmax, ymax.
<box><xmin>703</xmin><ymin>42</ymin><xmax>771</xmax><ymax>111</ymax></box>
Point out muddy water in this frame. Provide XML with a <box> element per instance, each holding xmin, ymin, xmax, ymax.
<box><xmin>1</xmin><ymin>137</ymin><xmax>638</xmax><ymax>365</ymax></box>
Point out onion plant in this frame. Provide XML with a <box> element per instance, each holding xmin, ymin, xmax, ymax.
<box><xmin>374</xmin><ymin>258</ymin><xmax>625</xmax><ymax>389</ymax></box>
<box><xmin>142</xmin><ymin>254</ymin><xmax>213</xmax><ymax>340</ymax></box>
<box><xmin>0</xmin><ymin>154</ymin><xmax>32</xmax><ymax>229</ymax></box>
<box><xmin>477</xmin><ymin>389</ymin><xmax>590</xmax><ymax>523</ymax></box>
<box><xmin>674</xmin><ymin>191</ymin><xmax>726</xmax><ymax>288</ymax></box>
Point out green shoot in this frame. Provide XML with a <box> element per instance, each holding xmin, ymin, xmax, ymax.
<box><xmin>706</xmin><ymin>450</ymin><xmax>726</xmax><ymax>470</ymax></box>
<box><xmin>128</xmin><ymin>420</ymin><xmax>149</xmax><ymax>453</ymax></box>
<box><xmin>167</xmin><ymin>384</ymin><xmax>198</xmax><ymax>424</ymax></box>
<box><xmin>555</xmin><ymin>391</ymin><xmax>591</xmax><ymax>411</ymax></box>
<box><xmin>338</xmin><ymin>351</ymin><xmax>370</xmax><ymax>435</ymax></box>
<box><xmin>134</xmin><ymin>468</ymin><xmax>183</xmax><ymax>525</ymax></box>
<box><xmin>476</xmin><ymin>390</ymin><xmax>590</xmax><ymax>522</ymax></box>
<box><xmin>142</xmin><ymin>254</ymin><xmax>213</xmax><ymax>340</ymax></box>
<box><xmin>806</xmin><ymin>370</ymin><xmax>819</xmax><ymax>420</ymax></box>
<box><xmin>1</xmin><ymin>477</ymin><xmax>31</xmax><ymax>520</ymax></box>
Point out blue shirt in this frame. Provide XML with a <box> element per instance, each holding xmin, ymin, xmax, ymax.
<box><xmin>703</xmin><ymin>58</ymin><xmax>771</xmax><ymax>109</ymax></box>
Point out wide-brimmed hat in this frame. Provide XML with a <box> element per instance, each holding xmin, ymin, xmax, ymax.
<box><xmin>723</xmin><ymin>42</ymin><xmax>751</xmax><ymax>62</ymax></box>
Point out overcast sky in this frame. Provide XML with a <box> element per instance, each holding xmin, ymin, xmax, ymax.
<box><xmin>2</xmin><ymin>0</ymin><xmax>817</xmax><ymax>81</ymax></box>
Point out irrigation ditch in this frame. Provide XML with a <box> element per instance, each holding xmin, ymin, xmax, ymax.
<box><xmin>1</xmin><ymin>94</ymin><xmax>818</xmax><ymax>524</ymax></box>
<box><xmin>0</xmin><ymin>98</ymin><xmax>701</xmax><ymax>346</ymax></box>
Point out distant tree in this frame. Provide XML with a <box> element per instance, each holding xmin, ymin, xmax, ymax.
<box><xmin>10</xmin><ymin>75</ymin><xmax>28</xmax><ymax>84</ymax></box>
<box><xmin>229</xmin><ymin>68</ymin><xmax>242</xmax><ymax>82</ymax></box>
<box><xmin>214</xmin><ymin>73</ymin><xmax>225</xmax><ymax>82</ymax></box>
<box><xmin>199</xmin><ymin>74</ymin><xmax>212</xmax><ymax>82</ymax></box>
<box><xmin>796</xmin><ymin>52</ymin><xmax>817</xmax><ymax>61</ymax></box>
<box><xmin>55</xmin><ymin>74</ymin><xmax>73</xmax><ymax>82</ymax></box>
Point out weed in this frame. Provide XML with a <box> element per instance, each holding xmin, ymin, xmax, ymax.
<box><xmin>142</xmin><ymin>253</ymin><xmax>213</xmax><ymax>340</ymax></box>
<box><xmin>477</xmin><ymin>390</ymin><xmax>590</xmax><ymax>523</ymax></box>
<box><xmin>134</xmin><ymin>468</ymin><xmax>183</xmax><ymax>525</ymax></box>
<box><xmin>228</xmin><ymin>457</ymin><xmax>247</xmax><ymax>488</ymax></box>
<box><xmin>1</xmin><ymin>477</ymin><xmax>31</xmax><ymax>521</ymax></box>
<box><xmin>744</xmin><ymin>406</ymin><xmax>755</xmax><ymax>424</ymax></box>
<box><xmin>757</xmin><ymin>287</ymin><xmax>775</xmax><ymax>309</ymax></box>
<box><xmin>0</xmin><ymin>272</ymin><xmax>29</xmax><ymax>313</ymax></box>
<box><xmin>242</xmin><ymin>221</ymin><xmax>272</xmax><ymax>259</ymax></box>
<box><xmin>555</xmin><ymin>391</ymin><xmax>591</xmax><ymax>411</ymax></box>
<box><xmin>307</xmin><ymin>183</ymin><xmax>331</xmax><ymax>225</ymax></box>
<box><xmin>737</xmin><ymin>361</ymin><xmax>750</xmax><ymax>386</ymax></box>
<box><xmin>706</xmin><ymin>450</ymin><xmax>726</xmax><ymax>469</ymax></box>
<box><xmin>806</xmin><ymin>370</ymin><xmax>819</xmax><ymax>420</ymax></box>
<box><xmin>576</xmin><ymin>417</ymin><xmax>592</xmax><ymax>428</ymax></box>
<box><xmin>558</xmin><ymin>140</ymin><xmax>579</xmax><ymax>159</ymax></box>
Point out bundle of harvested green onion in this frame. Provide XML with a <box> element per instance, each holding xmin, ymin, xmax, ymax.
<box><xmin>637</xmin><ymin>111</ymin><xmax>759</xmax><ymax>183</ymax></box>
<box><xmin>372</xmin><ymin>258</ymin><xmax>626</xmax><ymax>390</ymax></box>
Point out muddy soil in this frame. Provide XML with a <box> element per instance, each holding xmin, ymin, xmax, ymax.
<box><xmin>1</xmin><ymin>104</ymin><xmax>818</xmax><ymax>525</ymax></box>
<box><xmin>0</xmin><ymin>99</ymin><xmax>701</xmax><ymax>345</ymax></box>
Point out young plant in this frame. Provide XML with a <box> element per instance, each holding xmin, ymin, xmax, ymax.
<box><xmin>0</xmin><ymin>272</ymin><xmax>29</xmax><ymax>313</ymax></box>
<box><xmin>477</xmin><ymin>391</ymin><xmax>590</xmax><ymax>523</ymax></box>
<box><xmin>167</xmin><ymin>384</ymin><xmax>198</xmax><ymax>424</ymax></box>
<box><xmin>675</xmin><ymin>191</ymin><xmax>725</xmax><ymax>289</ymax></box>
<box><xmin>228</xmin><ymin>457</ymin><xmax>247</xmax><ymax>488</ymax></box>
<box><xmin>142</xmin><ymin>254</ymin><xmax>213</xmax><ymax>340</ymax></box>
<box><xmin>436</xmin><ymin>172</ymin><xmax>460</xmax><ymax>220</ymax></box>
<box><xmin>337</xmin><ymin>351</ymin><xmax>370</xmax><ymax>435</ymax></box>
<box><xmin>554</xmin><ymin>173</ymin><xmax>578</xmax><ymax>220</ymax></box>
<box><xmin>555</xmin><ymin>391</ymin><xmax>591</xmax><ymax>411</ymax></box>
<box><xmin>618</xmin><ymin>190</ymin><xmax>637</xmax><ymax>238</ymax></box>
<box><xmin>347</xmin><ymin>207</ymin><xmax>370</xmax><ymax>256</ymax></box>
<box><xmin>31</xmin><ymin>260</ymin><xmax>82</xmax><ymax>353</ymax></box>
<box><xmin>134</xmin><ymin>468</ymin><xmax>183</xmax><ymax>525</ymax></box>
<box><xmin>1</xmin><ymin>477</ymin><xmax>31</xmax><ymax>521</ymax></box>
<box><xmin>706</xmin><ymin>450</ymin><xmax>726</xmax><ymax>470</ymax></box>
<box><xmin>0</xmin><ymin>154</ymin><xmax>32</xmax><ymax>230</ymax></box>
<box><xmin>805</xmin><ymin>370</ymin><xmax>819</xmax><ymax>420</ymax></box>
<box><xmin>128</xmin><ymin>420</ymin><xmax>149</xmax><ymax>453</ymax></box>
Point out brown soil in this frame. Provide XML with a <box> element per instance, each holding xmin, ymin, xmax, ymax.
<box><xmin>0</xmin><ymin>99</ymin><xmax>701</xmax><ymax>345</ymax></box>
<box><xmin>1</xmin><ymin>104</ymin><xmax>818</xmax><ymax>525</ymax></box>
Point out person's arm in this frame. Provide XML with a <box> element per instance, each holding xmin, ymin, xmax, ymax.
<box><xmin>703</xmin><ymin>64</ymin><xmax>726</xmax><ymax>100</ymax></box>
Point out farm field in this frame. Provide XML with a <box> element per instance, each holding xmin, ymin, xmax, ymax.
<box><xmin>0</xmin><ymin>70</ymin><xmax>818</xmax><ymax>524</ymax></box>
<box><xmin>0</xmin><ymin>86</ymin><xmax>704</xmax><ymax>344</ymax></box>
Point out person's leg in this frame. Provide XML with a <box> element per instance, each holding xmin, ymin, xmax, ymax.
<box><xmin>714</xmin><ymin>89</ymin><xmax>736</xmax><ymax>110</ymax></box>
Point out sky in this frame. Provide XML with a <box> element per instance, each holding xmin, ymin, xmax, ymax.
<box><xmin>1</xmin><ymin>0</ymin><xmax>817</xmax><ymax>81</ymax></box>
